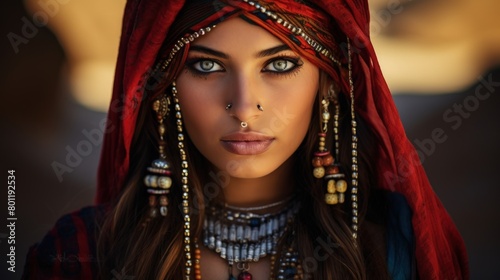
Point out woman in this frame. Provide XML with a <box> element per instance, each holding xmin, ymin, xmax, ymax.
<box><xmin>23</xmin><ymin>0</ymin><xmax>468</xmax><ymax>279</ymax></box>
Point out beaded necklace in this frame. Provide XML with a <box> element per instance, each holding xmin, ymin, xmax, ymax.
<box><xmin>199</xmin><ymin>197</ymin><xmax>302</xmax><ymax>279</ymax></box>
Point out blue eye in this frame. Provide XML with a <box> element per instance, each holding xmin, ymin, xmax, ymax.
<box><xmin>191</xmin><ymin>59</ymin><xmax>224</xmax><ymax>73</ymax></box>
<box><xmin>263</xmin><ymin>58</ymin><xmax>300</xmax><ymax>73</ymax></box>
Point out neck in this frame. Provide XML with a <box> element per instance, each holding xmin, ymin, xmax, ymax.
<box><xmin>216</xmin><ymin>157</ymin><xmax>296</xmax><ymax>208</ymax></box>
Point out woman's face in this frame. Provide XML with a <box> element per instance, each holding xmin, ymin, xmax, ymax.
<box><xmin>176</xmin><ymin>17</ymin><xmax>319</xmax><ymax>178</ymax></box>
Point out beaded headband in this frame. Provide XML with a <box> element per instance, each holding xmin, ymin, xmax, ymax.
<box><xmin>155</xmin><ymin>0</ymin><xmax>342</xmax><ymax>73</ymax></box>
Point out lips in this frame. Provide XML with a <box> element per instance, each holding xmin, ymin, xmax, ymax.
<box><xmin>220</xmin><ymin>132</ymin><xmax>275</xmax><ymax>155</ymax></box>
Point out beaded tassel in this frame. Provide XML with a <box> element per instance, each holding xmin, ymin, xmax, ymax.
<box><xmin>312</xmin><ymin>96</ymin><xmax>348</xmax><ymax>205</ymax></box>
<box><xmin>144</xmin><ymin>95</ymin><xmax>172</xmax><ymax>219</ymax></box>
<box><xmin>172</xmin><ymin>82</ymin><xmax>193</xmax><ymax>279</ymax></box>
<box><xmin>311</xmin><ymin>98</ymin><xmax>331</xmax><ymax>179</ymax></box>
<box><xmin>324</xmin><ymin>92</ymin><xmax>348</xmax><ymax>206</ymax></box>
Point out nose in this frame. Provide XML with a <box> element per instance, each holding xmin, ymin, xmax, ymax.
<box><xmin>226</xmin><ymin>74</ymin><xmax>263</xmax><ymax>124</ymax></box>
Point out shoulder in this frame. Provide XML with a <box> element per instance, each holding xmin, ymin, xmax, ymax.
<box><xmin>22</xmin><ymin>205</ymin><xmax>108</xmax><ymax>279</ymax></box>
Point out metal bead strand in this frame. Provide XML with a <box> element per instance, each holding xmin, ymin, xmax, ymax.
<box><xmin>332</xmin><ymin>94</ymin><xmax>340</xmax><ymax>160</ymax></box>
<box><xmin>157</xmin><ymin>26</ymin><xmax>216</xmax><ymax>73</ymax></box>
<box><xmin>347</xmin><ymin>39</ymin><xmax>359</xmax><ymax>240</ymax></box>
<box><xmin>172</xmin><ymin>82</ymin><xmax>193</xmax><ymax>278</ymax></box>
<box><xmin>241</xmin><ymin>0</ymin><xmax>341</xmax><ymax>66</ymax></box>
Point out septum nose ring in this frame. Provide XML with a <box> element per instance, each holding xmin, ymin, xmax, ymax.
<box><xmin>225</xmin><ymin>103</ymin><xmax>263</xmax><ymax>128</ymax></box>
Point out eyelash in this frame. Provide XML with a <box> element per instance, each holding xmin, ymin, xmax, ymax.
<box><xmin>184</xmin><ymin>55</ymin><xmax>304</xmax><ymax>78</ymax></box>
<box><xmin>184</xmin><ymin>56</ymin><xmax>225</xmax><ymax>78</ymax></box>
<box><xmin>262</xmin><ymin>55</ymin><xmax>303</xmax><ymax>77</ymax></box>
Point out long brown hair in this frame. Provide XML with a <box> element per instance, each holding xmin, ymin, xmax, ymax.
<box><xmin>97</xmin><ymin>6</ymin><xmax>390</xmax><ymax>280</ymax></box>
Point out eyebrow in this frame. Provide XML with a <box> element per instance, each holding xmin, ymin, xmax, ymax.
<box><xmin>256</xmin><ymin>45</ymin><xmax>291</xmax><ymax>58</ymax></box>
<box><xmin>189</xmin><ymin>44</ymin><xmax>292</xmax><ymax>59</ymax></box>
<box><xmin>189</xmin><ymin>45</ymin><xmax>229</xmax><ymax>59</ymax></box>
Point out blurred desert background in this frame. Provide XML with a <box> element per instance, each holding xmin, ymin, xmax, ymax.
<box><xmin>1</xmin><ymin>0</ymin><xmax>499</xmax><ymax>278</ymax></box>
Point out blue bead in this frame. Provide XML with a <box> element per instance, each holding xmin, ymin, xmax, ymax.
<box><xmin>284</xmin><ymin>267</ymin><xmax>296</xmax><ymax>276</ymax></box>
<box><xmin>249</xmin><ymin>218</ymin><xmax>260</xmax><ymax>227</ymax></box>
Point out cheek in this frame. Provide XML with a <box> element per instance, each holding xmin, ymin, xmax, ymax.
<box><xmin>262</xmin><ymin>82</ymin><xmax>317</xmax><ymax>162</ymax></box>
<box><xmin>282</xmin><ymin>76</ymin><xmax>318</xmax><ymax>126</ymax></box>
<box><xmin>278</xmin><ymin>76</ymin><xmax>318</xmax><ymax>138</ymax></box>
<box><xmin>175</xmin><ymin>84</ymin><xmax>220</xmax><ymax>150</ymax></box>
<box><xmin>287</xmin><ymin>90</ymin><xmax>316</xmax><ymax>139</ymax></box>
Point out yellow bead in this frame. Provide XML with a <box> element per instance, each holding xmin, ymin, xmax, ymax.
<box><xmin>146</xmin><ymin>175</ymin><xmax>158</xmax><ymax>188</ymax></box>
<box><xmin>313</xmin><ymin>167</ymin><xmax>325</xmax><ymax>178</ymax></box>
<box><xmin>158</xmin><ymin>176</ymin><xmax>172</xmax><ymax>189</ymax></box>
<box><xmin>158</xmin><ymin>124</ymin><xmax>166</xmax><ymax>135</ymax></box>
<box><xmin>327</xmin><ymin>179</ymin><xmax>336</xmax><ymax>193</ymax></box>
<box><xmin>325</xmin><ymin>193</ymin><xmax>338</xmax><ymax>205</ymax></box>
<box><xmin>152</xmin><ymin>100</ymin><xmax>160</xmax><ymax>111</ymax></box>
<box><xmin>322</xmin><ymin>112</ymin><xmax>330</xmax><ymax>120</ymax></box>
<box><xmin>336</xmin><ymin>179</ymin><xmax>348</xmax><ymax>193</ymax></box>
<box><xmin>339</xmin><ymin>193</ymin><xmax>345</xmax><ymax>203</ymax></box>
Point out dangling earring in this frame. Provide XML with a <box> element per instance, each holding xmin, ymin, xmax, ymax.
<box><xmin>144</xmin><ymin>94</ymin><xmax>173</xmax><ymax>218</ymax></box>
<box><xmin>326</xmin><ymin>90</ymin><xmax>348</xmax><ymax>205</ymax></box>
<box><xmin>312</xmin><ymin>87</ymin><xmax>348</xmax><ymax>206</ymax></box>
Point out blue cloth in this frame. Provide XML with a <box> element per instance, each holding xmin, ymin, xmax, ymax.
<box><xmin>386</xmin><ymin>192</ymin><xmax>416</xmax><ymax>279</ymax></box>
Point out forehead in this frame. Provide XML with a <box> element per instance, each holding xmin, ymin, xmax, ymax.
<box><xmin>189</xmin><ymin>17</ymin><xmax>285</xmax><ymax>53</ymax></box>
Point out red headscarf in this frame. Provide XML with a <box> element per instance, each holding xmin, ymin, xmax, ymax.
<box><xmin>97</xmin><ymin>0</ymin><xmax>468</xmax><ymax>278</ymax></box>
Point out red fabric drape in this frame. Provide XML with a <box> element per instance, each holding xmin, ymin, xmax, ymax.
<box><xmin>96</xmin><ymin>0</ymin><xmax>468</xmax><ymax>278</ymax></box>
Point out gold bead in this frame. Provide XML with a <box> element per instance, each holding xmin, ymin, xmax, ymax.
<box><xmin>158</xmin><ymin>176</ymin><xmax>172</xmax><ymax>189</ymax></box>
<box><xmin>336</xmin><ymin>179</ymin><xmax>348</xmax><ymax>193</ymax></box>
<box><xmin>149</xmin><ymin>175</ymin><xmax>158</xmax><ymax>187</ymax></box>
<box><xmin>327</xmin><ymin>179</ymin><xmax>336</xmax><ymax>193</ymax></box>
<box><xmin>322</xmin><ymin>112</ymin><xmax>330</xmax><ymax>120</ymax></box>
<box><xmin>152</xmin><ymin>100</ymin><xmax>160</xmax><ymax>111</ymax></box>
<box><xmin>325</xmin><ymin>193</ymin><xmax>338</xmax><ymax>205</ymax></box>
<box><xmin>339</xmin><ymin>193</ymin><xmax>345</xmax><ymax>203</ymax></box>
<box><xmin>158</xmin><ymin>124</ymin><xmax>166</xmax><ymax>135</ymax></box>
<box><xmin>313</xmin><ymin>167</ymin><xmax>325</xmax><ymax>178</ymax></box>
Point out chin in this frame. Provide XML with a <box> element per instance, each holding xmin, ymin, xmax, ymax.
<box><xmin>218</xmin><ymin>158</ymin><xmax>279</xmax><ymax>179</ymax></box>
